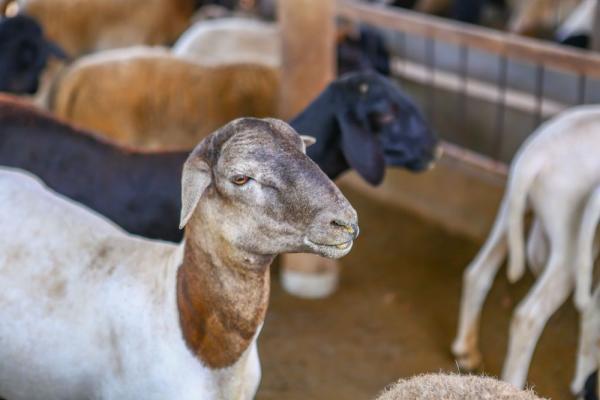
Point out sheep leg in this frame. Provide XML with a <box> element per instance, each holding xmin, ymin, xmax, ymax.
<box><xmin>572</xmin><ymin>288</ymin><xmax>600</xmax><ymax>395</ymax></box>
<box><xmin>452</xmin><ymin>202</ymin><xmax>508</xmax><ymax>370</ymax></box>
<box><xmin>279</xmin><ymin>253</ymin><xmax>340</xmax><ymax>299</ymax></box>
<box><xmin>526</xmin><ymin>218</ymin><xmax>548</xmax><ymax>277</ymax></box>
<box><xmin>501</xmin><ymin>254</ymin><xmax>572</xmax><ymax>388</ymax></box>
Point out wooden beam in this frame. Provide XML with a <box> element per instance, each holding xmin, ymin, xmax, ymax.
<box><xmin>592</xmin><ymin>0</ymin><xmax>600</xmax><ymax>52</ymax></box>
<box><xmin>337</xmin><ymin>0</ymin><xmax>600</xmax><ymax>77</ymax></box>
<box><xmin>279</xmin><ymin>0</ymin><xmax>335</xmax><ymax>119</ymax></box>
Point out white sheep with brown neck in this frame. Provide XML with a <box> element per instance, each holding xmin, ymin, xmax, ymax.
<box><xmin>0</xmin><ymin>117</ymin><xmax>358</xmax><ymax>400</ymax></box>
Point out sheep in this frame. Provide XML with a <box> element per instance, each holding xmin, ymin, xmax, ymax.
<box><xmin>556</xmin><ymin>0</ymin><xmax>596</xmax><ymax>48</ymax></box>
<box><xmin>50</xmin><ymin>47</ymin><xmax>281</xmax><ymax>150</ymax></box>
<box><xmin>501</xmin><ymin>127</ymin><xmax>600</xmax><ymax>396</ymax></box>
<box><xmin>451</xmin><ymin>105</ymin><xmax>600</xmax><ymax>391</ymax></box>
<box><xmin>337</xmin><ymin>23</ymin><xmax>391</xmax><ymax>76</ymax></box>
<box><xmin>375</xmin><ymin>374</ymin><xmax>546</xmax><ymax>400</ymax></box>
<box><xmin>0</xmin><ymin>14</ymin><xmax>66</xmax><ymax>95</ymax></box>
<box><xmin>173</xmin><ymin>17</ymin><xmax>281</xmax><ymax>68</ymax></box>
<box><xmin>394</xmin><ymin>0</ymin><xmax>581</xmax><ymax>36</ymax></box>
<box><xmin>0</xmin><ymin>0</ymin><xmax>202</xmax><ymax>57</ymax></box>
<box><xmin>0</xmin><ymin>95</ymin><xmax>187</xmax><ymax>242</ymax></box>
<box><xmin>0</xmin><ymin>71</ymin><xmax>437</xmax><ymax>242</ymax></box>
<box><xmin>172</xmin><ymin>17</ymin><xmax>391</xmax><ymax>76</ymax></box>
<box><xmin>0</xmin><ymin>117</ymin><xmax>359</xmax><ymax>400</ymax></box>
<box><xmin>507</xmin><ymin>0</ymin><xmax>582</xmax><ymax>36</ymax></box>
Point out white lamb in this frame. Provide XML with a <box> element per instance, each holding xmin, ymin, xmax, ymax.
<box><xmin>452</xmin><ymin>105</ymin><xmax>600</xmax><ymax>391</ymax></box>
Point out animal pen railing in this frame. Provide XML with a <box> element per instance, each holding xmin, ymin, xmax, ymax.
<box><xmin>337</xmin><ymin>0</ymin><xmax>600</xmax><ymax>167</ymax></box>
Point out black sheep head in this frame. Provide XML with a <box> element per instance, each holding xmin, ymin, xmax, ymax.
<box><xmin>0</xmin><ymin>14</ymin><xmax>67</xmax><ymax>94</ymax></box>
<box><xmin>332</xmin><ymin>71</ymin><xmax>439</xmax><ymax>185</ymax></box>
<box><xmin>337</xmin><ymin>24</ymin><xmax>391</xmax><ymax>77</ymax></box>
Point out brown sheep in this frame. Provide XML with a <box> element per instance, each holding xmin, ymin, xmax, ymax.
<box><xmin>1</xmin><ymin>0</ymin><xmax>198</xmax><ymax>56</ymax></box>
<box><xmin>376</xmin><ymin>374</ymin><xmax>546</xmax><ymax>400</ymax></box>
<box><xmin>50</xmin><ymin>47</ymin><xmax>280</xmax><ymax>149</ymax></box>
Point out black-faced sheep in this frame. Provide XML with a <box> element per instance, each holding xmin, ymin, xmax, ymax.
<box><xmin>0</xmin><ymin>14</ymin><xmax>65</xmax><ymax>94</ymax></box>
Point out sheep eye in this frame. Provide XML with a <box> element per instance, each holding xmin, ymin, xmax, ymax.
<box><xmin>232</xmin><ymin>175</ymin><xmax>251</xmax><ymax>186</ymax></box>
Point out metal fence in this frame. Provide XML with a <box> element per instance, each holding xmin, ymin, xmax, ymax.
<box><xmin>337</xmin><ymin>0</ymin><xmax>600</xmax><ymax>163</ymax></box>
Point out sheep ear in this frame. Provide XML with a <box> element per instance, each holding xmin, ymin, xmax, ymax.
<box><xmin>300</xmin><ymin>135</ymin><xmax>316</xmax><ymax>153</ymax></box>
<box><xmin>179</xmin><ymin>157</ymin><xmax>211</xmax><ymax>229</ymax></box>
<box><xmin>335</xmin><ymin>111</ymin><xmax>385</xmax><ymax>185</ymax></box>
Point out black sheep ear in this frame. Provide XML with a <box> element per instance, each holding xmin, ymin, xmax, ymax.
<box><xmin>336</xmin><ymin>110</ymin><xmax>385</xmax><ymax>185</ymax></box>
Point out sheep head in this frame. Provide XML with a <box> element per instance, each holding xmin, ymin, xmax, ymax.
<box><xmin>0</xmin><ymin>15</ymin><xmax>67</xmax><ymax>94</ymax></box>
<box><xmin>331</xmin><ymin>71</ymin><xmax>439</xmax><ymax>185</ymax></box>
<box><xmin>180</xmin><ymin>117</ymin><xmax>359</xmax><ymax>261</ymax></box>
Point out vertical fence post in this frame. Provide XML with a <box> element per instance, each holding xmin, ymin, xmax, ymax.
<box><xmin>593</xmin><ymin>0</ymin><xmax>600</xmax><ymax>52</ymax></box>
<box><xmin>533</xmin><ymin>64</ymin><xmax>545</xmax><ymax>127</ymax></box>
<box><xmin>278</xmin><ymin>0</ymin><xmax>338</xmax><ymax>299</ymax></box>
<box><xmin>278</xmin><ymin>0</ymin><xmax>336</xmax><ymax>119</ymax></box>
<box><xmin>492</xmin><ymin>55</ymin><xmax>508</xmax><ymax>160</ymax></box>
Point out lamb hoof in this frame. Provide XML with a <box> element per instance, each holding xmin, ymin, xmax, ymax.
<box><xmin>280</xmin><ymin>268</ymin><xmax>338</xmax><ymax>299</ymax></box>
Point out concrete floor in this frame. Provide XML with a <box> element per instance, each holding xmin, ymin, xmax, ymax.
<box><xmin>256</xmin><ymin>183</ymin><xmax>578</xmax><ymax>400</ymax></box>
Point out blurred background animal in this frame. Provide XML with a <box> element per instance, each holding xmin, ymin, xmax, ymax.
<box><xmin>0</xmin><ymin>71</ymin><xmax>437</xmax><ymax>242</ymax></box>
<box><xmin>0</xmin><ymin>15</ymin><xmax>65</xmax><ymax>95</ymax></box>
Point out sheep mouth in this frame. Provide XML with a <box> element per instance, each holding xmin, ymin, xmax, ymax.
<box><xmin>303</xmin><ymin>237</ymin><xmax>354</xmax><ymax>258</ymax></box>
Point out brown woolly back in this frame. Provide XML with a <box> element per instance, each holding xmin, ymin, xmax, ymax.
<box><xmin>51</xmin><ymin>52</ymin><xmax>281</xmax><ymax>150</ymax></box>
<box><xmin>376</xmin><ymin>374</ymin><xmax>546</xmax><ymax>400</ymax></box>
<box><xmin>14</xmin><ymin>0</ymin><xmax>197</xmax><ymax>56</ymax></box>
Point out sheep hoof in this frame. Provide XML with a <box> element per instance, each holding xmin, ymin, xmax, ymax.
<box><xmin>507</xmin><ymin>267</ymin><xmax>525</xmax><ymax>284</ymax></box>
<box><xmin>280</xmin><ymin>267</ymin><xmax>339</xmax><ymax>299</ymax></box>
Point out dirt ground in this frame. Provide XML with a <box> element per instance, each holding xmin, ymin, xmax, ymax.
<box><xmin>256</xmin><ymin>184</ymin><xmax>578</xmax><ymax>400</ymax></box>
